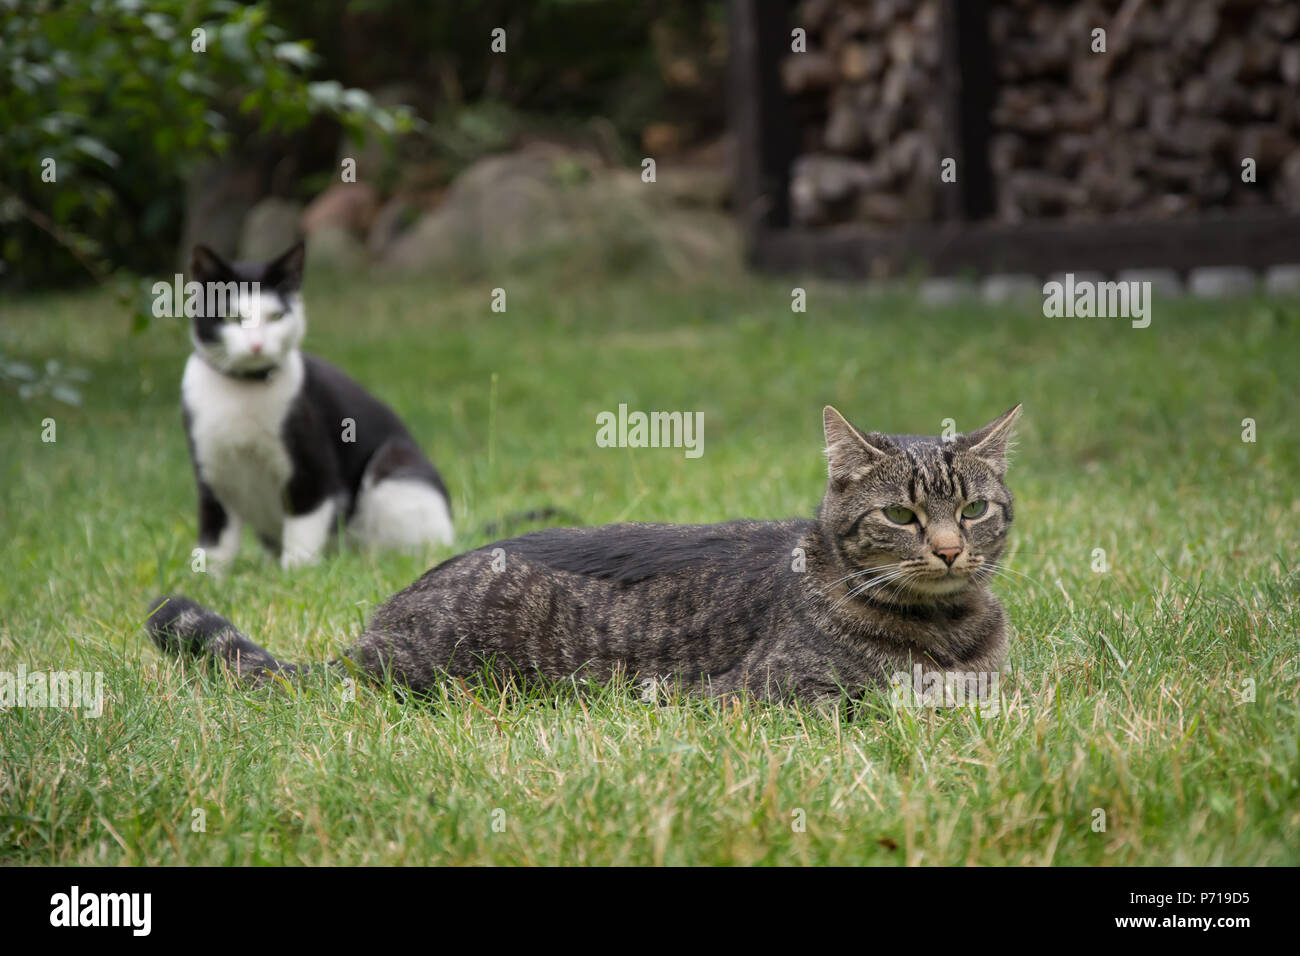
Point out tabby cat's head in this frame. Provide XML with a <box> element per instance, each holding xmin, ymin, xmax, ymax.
<box><xmin>187</xmin><ymin>242</ymin><xmax>306</xmax><ymax>377</ymax></box>
<box><xmin>819</xmin><ymin>404</ymin><xmax>1022</xmax><ymax>601</ymax></box>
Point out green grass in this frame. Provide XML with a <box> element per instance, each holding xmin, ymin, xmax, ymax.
<box><xmin>1</xmin><ymin>270</ymin><xmax>1298</xmax><ymax>865</ymax></box>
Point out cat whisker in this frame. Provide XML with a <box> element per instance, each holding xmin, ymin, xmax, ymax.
<box><xmin>822</xmin><ymin>564</ymin><xmax>902</xmax><ymax>590</ymax></box>
<box><xmin>867</xmin><ymin>570</ymin><xmax>924</xmax><ymax>610</ymax></box>
<box><xmin>836</xmin><ymin>571</ymin><xmax>905</xmax><ymax>600</ymax></box>
<box><xmin>844</xmin><ymin>571</ymin><xmax>909</xmax><ymax>598</ymax></box>
<box><xmin>975</xmin><ymin>562</ymin><xmax>1044</xmax><ymax>590</ymax></box>
<box><xmin>984</xmin><ymin>561</ymin><xmax>1043</xmax><ymax>585</ymax></box>
<box><xmin>829</xmin><ymin>568</ymin><xmax>915</xmax><ymax>612</ymax></box>
<box><xmin>800</xmin><ymin>563</ymin><xmax>902</xmax><ymax>610</ymax></box>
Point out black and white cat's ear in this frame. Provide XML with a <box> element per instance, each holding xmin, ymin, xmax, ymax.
<box><xmin>190</xmin><ymin>244</ymin><xmax>232</xmax><ymax>281</ymax></box>
<box><xmin>264</xmin><ymin>240</ymin><xmax>306</xmax><ymax>291</ymax></box>
<box><xmin>956</xmin><ymin>403</ymin><xmax>1023</xmax><ymax>475</ymax></box>
<box><xmin>823</xmin><ymin>406</ymin><xmax>895</xmax><ymax>489</ymax></box>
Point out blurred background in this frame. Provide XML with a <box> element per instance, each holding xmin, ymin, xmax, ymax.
<box><xmin>1</xmin><ymin>0</ymin><xmax>732</xmax><ymax>293</ymax></box>
<box><xmin>6</xmin><ymin>0</ymin><xmax>1300</xmax><ymax>295</ymax></box>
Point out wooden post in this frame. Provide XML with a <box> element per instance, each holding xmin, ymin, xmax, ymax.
<box><xmin>939</xmin><ymin>0</ymin><xmax>994</xmax><ymax>222</ymax></box>
<box><xmin>730</xmin><ymin>0</ymin><xmax>797</xmax><ymax>252</ymax></box>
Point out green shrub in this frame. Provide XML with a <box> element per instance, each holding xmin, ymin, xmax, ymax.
<box><xmin>0</xmin><ymin>0</ymin><xmax>415</xmax><ymax>290</ymax></box>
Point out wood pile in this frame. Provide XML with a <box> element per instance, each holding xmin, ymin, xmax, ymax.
<box><xmin>782</xmin><ymin>0</ymin><xmax>945</xmax><ymax>227</ymax></box>
<box><xmin>991</xmin><ymin>0</ymin><xmax>1300</xmax><ymax>221</ymax></box>
<box><xmin>780</xmin><ymin>0</ymin><xmax>1300</xmax><ymax>228</ymax></box>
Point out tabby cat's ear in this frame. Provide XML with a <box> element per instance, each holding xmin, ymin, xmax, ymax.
<box><xmin>265</xmin><ymin>240</ymin><xmax>306</xmax><ymax>291</ymax></box>
<box><xmin>955</xmin><ymin>403</ymin><xmax>1022</xmax><ymax>475</ymax></box>
<box><xmin>823</xmin><ymin>406</ymin><xmax>894</xmax><ymax>489</ymax></box>
<box><xmin>190</xmin><ymin>244</ymin><xmax>231</xmax><ymax>281</ymax></box>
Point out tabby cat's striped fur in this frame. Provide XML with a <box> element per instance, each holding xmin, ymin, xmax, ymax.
<box><xmin>147</xmin><ymin>404</ymin><xmax>1022</xmax><ymax>704</ymax></box>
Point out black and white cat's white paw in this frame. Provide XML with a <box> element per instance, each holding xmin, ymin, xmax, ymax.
<box><xmin>281</xmin><ymin>500</ymin><xmax>336</xmax><ymax>570</ymax></box>
<box><xmin>203</xmin><ymin>517</ymin><xmax>242</xmax><ymax>577</ymax></box>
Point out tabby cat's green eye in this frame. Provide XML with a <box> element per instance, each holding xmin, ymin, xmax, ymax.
<box><xmin>883</xmin><ymin>505</ymin><xmax>916</xmax><ymax>525</ymax></box>
<box><xmin>961</xmin><ymin>500</ymin><xmax>988</xmax><ymax>519</ymax></box>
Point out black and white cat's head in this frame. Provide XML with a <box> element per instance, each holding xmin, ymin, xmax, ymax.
<box><xmin>188</xmin><ymin>242</ymin><xmax>307</xmax><ymax>377</ymax></box>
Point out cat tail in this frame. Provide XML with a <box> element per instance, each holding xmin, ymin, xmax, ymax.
<box><xmin>146</xmin><ymin>595</ymin><xmax>312</xmax><ymax>682</ymax></box>
<box><xmin>475</xmin><ymin>507</ymin><xmax>582</xmax><ymax>540</ymax></box>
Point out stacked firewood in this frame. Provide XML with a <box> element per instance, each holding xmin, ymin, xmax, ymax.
<box><xmin>781</xmin><ymin>0</ymin><xmax>1300</xmax><ymax>228</ymax></box>
<box><xmin>990</xmin><ymin>0</ymin><xmax>1300</xmax><ymax>221</ymax></box>
<box><xmin>782</xmin><ymin>0</ymin><xmax>945</xmax><ymax>227</ymax></box>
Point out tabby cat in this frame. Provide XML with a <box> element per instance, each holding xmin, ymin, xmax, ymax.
<box><xmin>147</xmin><ymin>404</ymin><xmax>1021</xmax><ymax>704</ymax></box>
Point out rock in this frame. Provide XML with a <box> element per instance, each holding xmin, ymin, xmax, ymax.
<box><xmin>980</xmin><ymin>274</ymin><xmax>1041</xmax><ymax>304</ymax></box>
<box><xmin>378</xmin><ymin>144</ymin><xmax>738</xmax><ymax>277</ymax></box>
<box><xmin>236</xmin><ymin>197</ymin><xmax>303</xmax><ymax>262</ymax></box>
<box><xmin>305</xmin><ymin>224</ymin><xmax>368</xmax><ymax>274</ymax></box>
<box><xmin>381</xmin><ymin>145</ymin><xmax>600</xmax><ymax>271</ymax></box>
<box><xmin>1117</xmin><ymin>269</ymin><xmax>1184</xmax><ymax>297</ymax></box>
<box><xmin>301</xmin><ymin>183</ymin><xmax>380</xmax><ymax>238</ymax></box>
<box><xmin>402</xmin><ymin>145</ymin><xmax>585</xmax><ymax>266</ymax></box>
<box><xmin>1263</xmin><ymin>264</ymin><xmax>1300</xmax><ymax>296</ymax></box>
<box><xmin>367</xmin><ymin>197</ymin><xmax>420</xmax><ymax>258</ymax></box>
<box><xmin>919</xmin><ymin>276</ymin><xmax>978</xmax><ymax>306</ymax></box>
<box><xmin>1188</xmin><ymin>267</ymin><xmax>1257</xmax><ymax>298</ymax></box>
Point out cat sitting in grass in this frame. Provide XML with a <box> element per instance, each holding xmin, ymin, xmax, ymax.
<box><xmin>148</xmin><ymin>404</ymin><xmax>1021</xmax><ymax>704</ymax></box>
<box><xmin>180</xmin><ymin>241</ymin><xmax>454</xmax><ymax>572</ymax></box>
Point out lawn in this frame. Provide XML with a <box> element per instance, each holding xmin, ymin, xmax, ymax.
<box><xmin>1</xmin><ymin>268</ymin><xmax>1297</xmax><ymax>865</ymax></box>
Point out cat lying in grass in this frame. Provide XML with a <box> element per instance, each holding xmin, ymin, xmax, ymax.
<box><xmin>147</xmin><ymin>404</ymin><xmax>1021</xmax><ymax>704</ymax></box>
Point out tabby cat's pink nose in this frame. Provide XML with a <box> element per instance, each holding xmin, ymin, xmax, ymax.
<box><xmin>935</xmin><ymin>547</ymin><xmax>962</xmax><ymax>566</ymax></box>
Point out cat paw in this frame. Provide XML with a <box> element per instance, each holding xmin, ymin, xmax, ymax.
<box><xmin>280</xmin><ymin>547</ymin><xmax>321</xmax><ymax>571</ymax></box>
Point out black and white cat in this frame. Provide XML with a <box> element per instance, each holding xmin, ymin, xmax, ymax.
<box><xmin>182</xmin><ymin>241</ymin><xmax>454</xmax><ymax>572</ymax></box>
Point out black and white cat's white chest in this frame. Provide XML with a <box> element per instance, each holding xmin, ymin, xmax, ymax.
<box><xmin>182</xmin><ymin>349</ymin><xmax>306</xmax><ymax>545</ymax></box>
<box><xmin>181</xmin><ymin>346</ymin><xmax>455</xmax><ymax>571</ymax></box>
